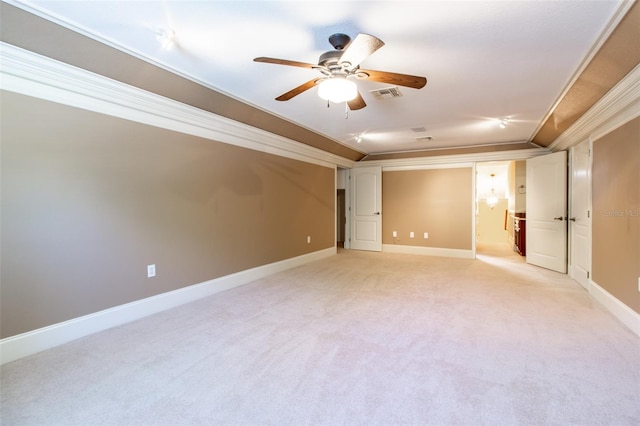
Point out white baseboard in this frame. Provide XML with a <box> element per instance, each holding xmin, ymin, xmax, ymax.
<box><xmin>589</xmin><ymin>280</ymin><xmax>640</xmax><ymax>337</ymax></box>
<box><xmin>0</xmin><ymin>247</ymin><xmax>335</xmax><ymax>365</ymax></box>
<box><xmin>382</xmin><ymin>244</ymin><xmax>474</xmax><ymax>259</ymax></box>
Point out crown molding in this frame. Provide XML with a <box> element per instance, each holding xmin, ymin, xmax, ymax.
<box><xmin>357</xmin><ymin>148</ymin><xmax>549</xmax><ymax>170</ymax></box>
<box><xmin>529</xmin><ymin>0</ymin><xmax>638</xmax><ymax>141</ymax></box>
<box><xmin>549</xmin><ymin>63</ymin><xmax>640</xmax><ymax>151</ymax></box>
<box><xmin>381</xmin><ymin>162</ymin><xmax>475</xmax><ymax>172</ymax></box>
<box><xmin>0</xmin><ymin>42</ymin><xmax>356</xmax><ymax>169</ymax></box>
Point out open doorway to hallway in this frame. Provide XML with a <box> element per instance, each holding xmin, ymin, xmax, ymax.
<box><xmin>336</xmin><ymin>189</ymin><xmax>345</xmax><ymax>247</ymax></box>
<box><xmin>476</xmin><ymin>161</ymin><xmax>526</xmax><ymax>259</ymax></box>
<box><xmin>336</xmin><ymin>168</ymin><xmax>349</xmax><ymax>249</ymax></box>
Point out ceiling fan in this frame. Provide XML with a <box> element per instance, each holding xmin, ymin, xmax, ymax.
<box><xmin>254</xmin><ymin>33</ymin><xmax>427</xmax><ymax>111</ymax></box>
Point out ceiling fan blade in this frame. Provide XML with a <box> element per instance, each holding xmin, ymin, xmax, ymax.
<box><xmin>253</xmin><ymin>57</ymin><xmax>316</xmax><ymax>69</ymax></box>
<box><xmin>358</xmin><ymin>69</ymin><xmax>427</xmax><ymax>89</ymax></box>
<box><xmin>339</xmin><ymin>34</ymin><xmax>385</xmax><ymax>69</ymax></box>
<box><xmin>275</xmin><ymin>78</ymin><xmax>322</xmax><ymax>101</ymax></box>
<box><xmin>348</xmin><ymin>92</ymin><xmax>366</xmax><ymax>110</ymax></box>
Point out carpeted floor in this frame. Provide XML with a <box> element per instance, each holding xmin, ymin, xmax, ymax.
<box><xmin>2</xmin><ymin>244</ymin><xmax>639</xmax><ymax>425</ymax></box>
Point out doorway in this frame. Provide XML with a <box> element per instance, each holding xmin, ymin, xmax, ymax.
<box><xmin>336</xmin><ymin>167</ymin><xmax>350</xmax><ymax>249</ymax></box>
<box><xmin>476</xmin><ymin>161</ymin><xmax>526</xmax><ymax>258</ymax></box>
<box><xmin>337</xmin><ymin>189</ymin><xmax>346</xmax><ymax>247</ymax></box>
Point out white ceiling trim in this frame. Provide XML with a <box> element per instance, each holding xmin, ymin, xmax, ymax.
<box><xmin>0</xmin><ymin>42</ymin><xmax>356</xmax><ymax>169</ymax></box>
<box><xmin>357</xmin><ymin>148</ymin><xmax>549</xmax><ymax>170</ymax></box>
<box><xmin>382</xmin><ymin>162</ymin><xmax>474</xmax><ymax>172</ymax></box>
<box><xmin>549</xmin><ymin>63</ymin><xmax>640</xmax><ymax>151</ymax></box>
<box><xmin>368</xmin><ymin>140</ymin><xmax>531</xmax><ymax>157</ymax></box>
<box><xmin>528</xmin><ymin>0</ymin><xmax>636</xmax><ymax>141</ymax></box>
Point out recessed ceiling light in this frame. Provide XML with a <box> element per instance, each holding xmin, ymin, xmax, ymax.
<box><xmin>156</xmin><ymin>28</ymin><xmax>176</xmax><ymax>50</ymax></box>
<box><xmin>495</xmin><ymin>118</ymin><xmax>509</xmax><ymax>128</ymax></box>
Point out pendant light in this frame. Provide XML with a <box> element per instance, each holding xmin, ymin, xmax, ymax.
<box><xmin>487</xmin><ymin>173</ymin><xmax>498</xmax><ymax>209</ymax></box>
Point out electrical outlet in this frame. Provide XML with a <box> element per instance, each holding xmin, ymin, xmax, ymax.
<box><xmin>410</xmin><ymin>231</ymin><xmax>414</xmax><ymax>238</ymax></box>
<box><xmin>307</xmin><ymin>235</ymin><xmax>311</xmax><ymax>244</ymax></box>
<box><xmin>638</xmin><ymin>277</ymin><xmax>640</xmax><ymax>292</ymax></box>
<box><xmin>424</xmin><ymin>232</ymin><xmax>429</xmax><ymax>239</ymax></box>
<box><xmin>147</xmin><ymin>264</ymin><xmax>156</xmax><ymax>278</ymax></box>
<box><xmin>392</xmin><ymin>231</ymin><xmax>398</xmax><ymax>237</ymax></box>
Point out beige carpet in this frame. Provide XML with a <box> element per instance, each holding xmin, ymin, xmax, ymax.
<box><xmin>2</xmin><ymin>244</ymin><xmax>639</xmax><ymax>425</ymax></box>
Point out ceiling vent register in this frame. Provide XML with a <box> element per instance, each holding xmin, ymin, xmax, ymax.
<box><xmin>370</xmin><ymin>87</ymin><xmax>403</xmax><ymax>100</ymax></box>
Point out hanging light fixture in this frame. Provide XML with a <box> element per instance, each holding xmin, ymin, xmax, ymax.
<box><xmin>486</xmin><ymin>173</ymin><xmax>498</xmax><ymax>209</ymax></box>
<box><xmin>318</xmin><ymin>75</ymin><xmax>358</xmax><ymax>104</ymax></box>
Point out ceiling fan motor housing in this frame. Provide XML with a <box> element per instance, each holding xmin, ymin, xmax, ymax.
<box><xmin>320</xmin><ymin>33</ymin><xmax>354</xmax><ymax>70</ymax></box>
<box><xmin>319</xmin><ymin>50</ymin><xmax>345</xmax><ymax>68</ymax></box>
<box><xmin>328</xmin><ymin>33</ymin><xmax>351</xmax><ymax>50</ymax></box>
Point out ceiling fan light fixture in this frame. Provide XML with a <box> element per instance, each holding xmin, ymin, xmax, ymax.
<box><xmin>318</xmin><ymin>76</ymin><xmax>358</xmax><ymax>103</ymax></box>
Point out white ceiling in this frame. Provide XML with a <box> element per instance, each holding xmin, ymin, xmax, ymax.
<box><xmin>13</xmin><ymin>0</ymin><xmax>621</xmax><ymax>155</ymax></box>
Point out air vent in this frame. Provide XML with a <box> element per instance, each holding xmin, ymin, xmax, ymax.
<box><xmin>411</xmin><ymin>127</ymin><xmax>427</xmax><ymax>133</ymax></box>
<box><xmin>370</xmin><ymin>87</ymin><xmax>403</xmax><ymax>100</ymax></box>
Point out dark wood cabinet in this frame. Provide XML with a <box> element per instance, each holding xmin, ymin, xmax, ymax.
<box><xmin>514</xmin><ymin>213</ymin><xmax>526</xmax><ymax>256</ymax></box>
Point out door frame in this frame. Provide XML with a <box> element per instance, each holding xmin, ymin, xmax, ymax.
<box><xmin>336</xmin><ymin>188</ymin><xmax>346</xmax><ymax>246</ymax></box>
<box><xmin>337</xmin><ymin>167</ymin><xmax>352</xmax><ymax>249</ymax></box>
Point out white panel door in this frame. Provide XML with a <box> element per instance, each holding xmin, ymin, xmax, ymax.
<box><xmin>350</xmin><ymin>166</ymin><xmax>382</xmax><ymax>251</ymax></box>
<box><xmin>570</xmin><ymin>141</ymin><xmax>591</xmax><ymax>288</ymax></box>
<box><xmin>526</xmin><ymin>151</ymin><xmax>568</xmax><ymax>273</ymax></box>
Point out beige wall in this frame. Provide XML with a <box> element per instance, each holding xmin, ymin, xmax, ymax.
<box><xmin>382</xmin><ymin>168</ymin><xmax>473</xmax><ymax>250</ymax></box>
<box><xmin>592</xmin><ymin>116</ymin><xmax>640</xmax><ymax>314</ymax></box>
<box><xmin>1</xmin><ymin>91</ymin><xmax>335</xmax><ymax>338</ymax></box>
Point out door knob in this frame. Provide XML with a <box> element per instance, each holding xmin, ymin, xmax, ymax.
<box><xmin>553</xmin><ymin>216</ymin><xmax>564</xmax><ymax>221</ymax></box>
<box><xmin>373</xmin><ymin>212</ymin><xmax>381</xmax><ymax>215</ymax></box>
<box><xmin>569</xmin><ymin>217</ymin><xmax>576</xmax><ymax>222</ymax></box>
